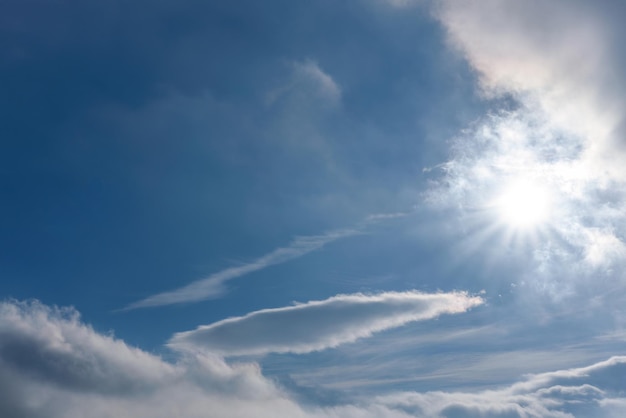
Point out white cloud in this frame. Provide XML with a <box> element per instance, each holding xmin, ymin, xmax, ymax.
<box><xmin>583</xmin><ymin>228</ymin><xmax>626</xmax><ymax>268</ymax></box>
<box><xmin>168</xmin><ymin>291</ymin><xmax>484</xmax><ymax>356</ymax></box>
<box><xmin>365</xmin><ymin>212</ymin><xmax>410</xmax><ymax>222</ymax></box>
<box><xmin>432</xmin><ymin>0</ymin><xmax>626</xmax><ymax>194</ymax></box>
<box><xmin>124</xmin><ymin>228</ymin><xmax>359</xmax><ymax>310</ymax></box>
<box><xmin>424</xmin><ymin>0</ymin><xmax>626</xmax><ymax>296</ymax></box>
<box><xmin>0</xmin><ymin>300</ymin><xmax>293</xmax><ymax>417</ymax></box>
<box><xmin>377</xmin><ymin>356</ymin><xmax>626</xmax><ymax>418</ymax></box>
<box><xmin>1</xmin><ymin>299</ymin><xmax>624</xmax><ymax>418</ymax></box>
<box><xmin>436</xmin><ymin>0</ymin><xmax>624</xmax><ymax>153</ymax></box>
<box><xmin>0</xmin><ymin>300</ymin><xmax>176</xmax><ymax>394</ymax></box>
<box><xmin>0</xmin><ymin>299</ymin><xmax>356</xmax><ymax>418</ymax></box>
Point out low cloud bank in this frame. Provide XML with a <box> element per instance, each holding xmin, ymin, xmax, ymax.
<box><xmin>0</xmin><ymin>299</ymin><xmax>624</xmax><ymax>417</ymax></box>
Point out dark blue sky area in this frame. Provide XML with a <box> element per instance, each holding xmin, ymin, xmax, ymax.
<box><xmin>1</xmin><ymin>0</ymin><xmax>486</xmax><ymax>348</ymax></box>
<box><xmin>3</xmin><ymin>2</ymin><xmax>626</xmax><ymax>416</ymax></box>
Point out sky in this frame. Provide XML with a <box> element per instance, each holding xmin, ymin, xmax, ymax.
<box><xmin>1</xmin><ymin>0</ymin><xmax>626</xmax><ymax>417</ymax></box>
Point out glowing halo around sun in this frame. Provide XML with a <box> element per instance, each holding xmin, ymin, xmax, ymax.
<box><xmin>492</xmin><ymin>179</ymin><xmax>553</xmax><ymax>230</ymax></box>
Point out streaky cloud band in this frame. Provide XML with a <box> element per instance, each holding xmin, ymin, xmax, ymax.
<box><xmin>2</xmin><ymin>299</ymin><xmax>624</xmax><ymax>418</ymax></box>
<box><xmin>122</xmin><ymin>212</ymin><xmax>412</xmax><ymax>311</ymax></box>
<box><xmin>168</xmin><ymin>290</ymin><xmax>484</xmax><ymax>356</ymax></box>
<box><xmin>122</xmin><ymin>228</ymin><xmax>360</xmax><ymax>310</ymax></box>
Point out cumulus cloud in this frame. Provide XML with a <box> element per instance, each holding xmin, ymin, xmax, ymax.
<box><xmin>0</xmin><ymin>300</ymin><xmax>176</xmax><ymax>395</ymax></box>
<box><xmin>169</xmin><ymin>291</ymin><xmax>484</xmax><ymax>356</ymax></box>
<box><xmin>0</xmin><ymin>300</ymin><xmax>298</xmax><ymax>418</ymax></box>
<box><xmin>0</xmin><ymin>299</ymin><xmax>385</xmax><ymax>418</ymax></box>
<box><xmin>124</xmin><ymin>228</ymin><xmax>359</xmax><ymax>310</ymax></box>
<box><xmin>1</xmin><ymin>299</ymin><xmax>624</xmax><ymax>418</ymax></box>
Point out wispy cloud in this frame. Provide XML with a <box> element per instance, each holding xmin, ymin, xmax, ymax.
<box><xmin>365</xmin><ymin>212</ymin><xmax>410</xmax><ymax>222</ymax></box>
<box><xmin>292</xmin><ymin>60</ymin><xmax>342</xmax><ymax>104</ymax></box>
<box><xmin>377</xmin><ymin>356</ymin><xmax>626</xmax><ymax>418</ymax></box>
<box><xmin>266</xmin><ymin>59</ymin><xmax>341</xmax><ymax>106</ymax></box>
<box><xmin>123</xmin><ymin>228</ymin><xmax>359</xmax><ymax>310</ymax></box>
<box><xmin>168</xmin><ymin>291</ymin><xmax>483</xmax><ymax>356</ymax></box>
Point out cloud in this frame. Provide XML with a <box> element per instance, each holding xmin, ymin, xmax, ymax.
<box><xmin>0</xmin><ymin>300</ymin><xmax>176</xmax><ymax>395</ymax></box>
<box><xmin>124</xmin><ymin>228</ymin><xmax>359</xmax><ymax>310</ymax></box>
<box><xmin>0</xmin><ymin>299</ymin><xmax>346</xmax><ymax>418</ymax></box>
<box><xmin>432</xmin><ymin>0</ymin><xmax>626</xmax><ymax>194</ymax></box>
<box><xmin>583</xmin><ymin>228</ymin><xmax>626</xmax><ymax>268</ymax></box>
<box><xmin>1</xmin><ymin>299</ymin><xmax>624</xmax><ymax>418</ymax></box>
<box><xmin>377</xmin><ymin>356</ymin><xmax>626</xmax><ymax>418</ymax></box>
<box><xmin>365</xmin><ymin>212</ymin><xmax>410</xmax><ymax>222</ymax></box>
<box><xmin>266</xmin><ymin>59</ymin><xmax>342</xmax><ymax>106</ymax></box>
<box><xmin>436</xmin><ymin>0</ymin><xmax>624</xmax><ymax>150</ymax></box>
<box><xmin>123</xmin><ymin>211</ymin><xmax>416</xmax><ymax>310</ymax></box>
<box><xmin>423</xmin><ymin>0</ymin><xmax>626</xmax><ymax>296</ymax></box>
<box><xmin>168</xmin><ymin>291</ymin><xmax>483</xmax><ymax>356</ymax></box>
<box><xmin>292</xmin><ymin>60</ymin><xmax>342</xmax><ymax>104</ymax></box>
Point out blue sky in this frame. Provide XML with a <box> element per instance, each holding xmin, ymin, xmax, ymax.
<box><xmin>2</xmin><ymin>0</ymin><xmax>626</xmax><ymax>417</ymax></box>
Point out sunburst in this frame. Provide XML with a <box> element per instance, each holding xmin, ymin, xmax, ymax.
<box><xmin>493</xmin><ymin>179</ymin><xmax>553</xmax><ymax>230</ymax></box>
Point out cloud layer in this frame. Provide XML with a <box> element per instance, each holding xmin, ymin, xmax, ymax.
<box><xmin>169</xmin><ymin>291</ymin><xmax>484</xmax><ymax>355</ymax></box>
<box><xmin>1</xmin><ymin>299</ymin><xmax>625</xmax><ymax>418</ymax></box>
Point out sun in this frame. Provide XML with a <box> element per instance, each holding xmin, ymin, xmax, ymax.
<box><xmin>493</xmin><ymin>179</ymin><xmax>552</xmax><ymax>229</ymax></box>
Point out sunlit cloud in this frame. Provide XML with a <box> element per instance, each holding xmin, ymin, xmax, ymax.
<box><xmin>426</xmin><ymin>107</ymin><xmax>626</xmax><ymax>294</ymax></box>
<box><xmin>2</xmin><ymin>299</ymin><xmax>624</xmax><ymax>418</ymax></box>
<box><xmin>0</xmin><ymin>300</ymin><xmax>308</xmax><ymax>418</ymax></box>
<box><xmin>492</xmin><ymin>178</ymin><xmax>552</xmax><ymax>230</ymax></box>
<box><xmin>424</xmin><ymin>0</ymin><xmax>626</xmax><ymax>296</ymax></box>
<box><xmin>378</xmin><ymin>355</ymin><xmax>626</xmax><ymax>418</ymax></box>
<box><xmin>168</xmin><ymin>291</ymin><xmax>483</xmax><ymax>356</ymax></box>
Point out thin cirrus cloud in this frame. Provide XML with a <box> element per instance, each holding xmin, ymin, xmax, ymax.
<box><xmin>123</xmin><ymin>227</ymin><xmax>360</xmax><ymax>310</ymax></box>
<box><xmin>291</xmin><ymin>59</ymin><xmax>342</xmax><ymax>103</ymax></box>
<box><xmin>266</xmin><ymin>59</ymin><xmax>341</xmax><ymax>106</ymax></box>
<box><xmin>123</xmin><ymin>212</ymin><xmax>413</xmax><ymax>311</ymax></box>
<box><xmin>168</xmin><ymin>291</ymin><xmax>484</xmax><ymax>356</ymax></box>
<box><xmin>1</xmin><ymin>299</ymin><xmax>625</xmax><ymax>418</ymax></box>
<box><xmin>377</xmin><ymin>355</ymin><xmax>626</xmax><ymax>418</ymax></box>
